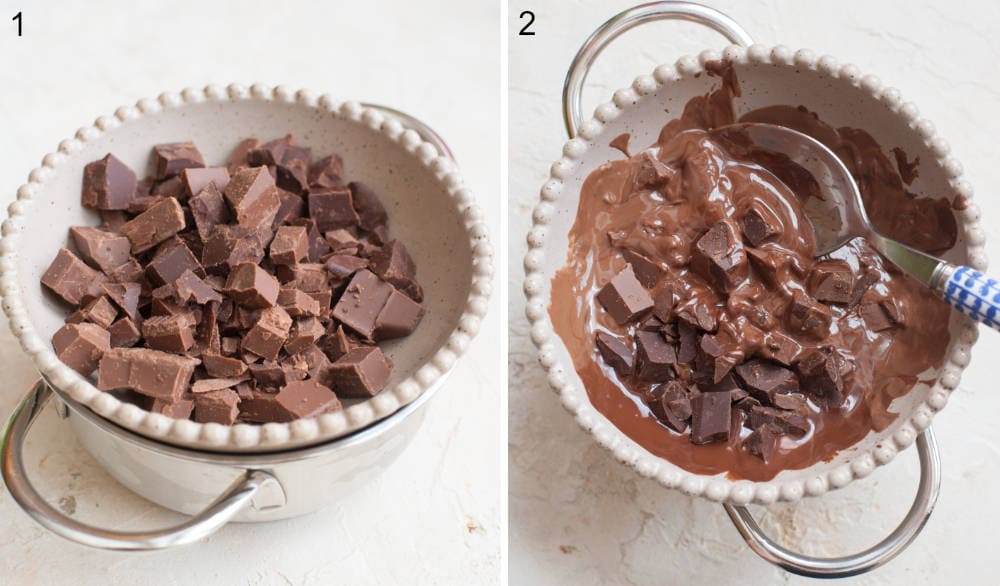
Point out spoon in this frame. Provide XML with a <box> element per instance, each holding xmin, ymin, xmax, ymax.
<box><xmin>723</xmin><ymin>122</ymin><xmax>1000</xmax><ymax>332</ymax></box>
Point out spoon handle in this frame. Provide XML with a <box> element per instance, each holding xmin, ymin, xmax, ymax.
<box><xmin>939</xmin><ymin>265</ymin><xmax>1000</xmax><ymax>330</ymax></box>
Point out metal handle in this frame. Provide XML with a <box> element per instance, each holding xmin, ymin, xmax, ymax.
<box><xmin>362</xmin><ymin>103</ymin><xmax>456</xmax><ymax>163</ymax></box>
<box><xmin>1</xmin><ymin>380</ymin><xmax>281</xmax><ymax>551</ymax></box>
<box><xmin>724</xmin><ymin>428</ymin><xmax>941</xmax><ymax>579</ymax></box>
<box><xmin>562</xmin><ymin>1</ymin><xmax>755</xmax><ymax>138</ymax></box>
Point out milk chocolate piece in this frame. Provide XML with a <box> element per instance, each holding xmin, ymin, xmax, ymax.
<box><xmin>228</xmin><ymin>138</ymin><xmax>260</xmax><ymax>172</ymax></box>
<box><xmin>142</xmin><ymin>314</ymin><xmax>195</xmax><ymax>353</ymax></box>
<box><xmin>52</xmin><ymin>322</ymin><xmax>110</xmax><ymax>375</ymax></box>
<box><xmin>152</xmin><ymin>176</ymin><xmax>186</xmax><ymax>199</ymax></box>
<box><xmin>269</xmin><ymin>225</ymin><xmax>309</xmax><ymax>266</ymax></box>
<box><xmin>238</xmin><ymin>391</ymin><xmax>294</xmax><ymax>423</ymax></box>
<box><xmin>318</xmin><ymin>325</ymin><xmax>357</xmax><ymax>361</ymax></box>
<box><xmin>621</xmin><ymin>249</ymin><xmax>661</xmax><ymax>288</ymax></box>
<box><xmin>373</xmin><ymin>289</ymin><xmax>424</xmax><ymax>340</ymax></box>
<box><xmin>595</xmin><ymin>331</ymin><xmax>633</xmax><ymax>377</ymax></box>
<box><xmin>596</xmin><ymin>265</ymin><xmax>654</xmax><ymax>324</ymax></box>
<box><xmin>734</xmin><ymin>359</ymin><xmax>798</xmax><ymax>403</ymax></box>
<box><xmin>635</xmin><ymin>330</ymin><xmax>676</xmax><ymax>382</ymax></box>
<box><xmin>277</xmin><ymin>287</ymin><xmax>321</xmax><ymax>317</ymax></box>
<box><xmin>810</xmin><ymin>260</ymin><xmax>854</xmax><ymax>305</ymax></box>
<box><xmin>242</xmin><ymin>306</ymin><xmax>292</xmax><ymax>360</ymax></box>
<box><xmin>676</xmin><ymin>302</ymin><xmax>717</xmax><ymax>333</ymax></box>
<box><xmin>224</xmin><ymin>166</ymin><xmax>279</xmax><ymax>226</ymax></box>
<box><xmin>120</xmin><ymin>197</ymin><xmax>186</xmax><ymax>254</ymax></box>
<box><xmin>189</xmin><ymin>183</ymin><xmax>232</xmax><ymax>241</ymax></box>
<box><xmin>326</xmin><ymin>346</ymin><xmax>392</xmax><ymax>398</ymax></box>
<box><xmin>202</xmin><ymin>225</ymin><xmax>267</xmax><ymax>274</ymax></box>
<box><xmin>248</xmin><ymin>361</ymin><xmax>285</xmax><ymax>388</ymax></box>
<box><xmin>192</xmin><ymin>377</ymin><xmax>248</xmax><ymax>394</ymax></box>
<box><xmin>309</xmin><ymin>154</ymin><xmax>344</xmax><ymax>188</ymax></box>
<box><xmin>146</xmin><ymin>239</ymin><xmax>204</xmax><ymax>286</ymax></box>
<box><xmin>41</xmin><ymin>248</ymin><xmax>105</xmax><ymax>305</ymax></box>
<box><xmin>788</xmin><ymin>291</ymin><xmax>832</xmax><ymax>338</ymax></box>
<box><xmin>182</xmin><ymin>167</ymin><xmax>230</xmax><ymax>198</ymax></box>
<box><xmin>202</xmin><ymin>353</ymin><xmax>248</xmax><ymax>378</ymax></box>
<box><xmin>634</xmin><ymin>152</ymin><xmax>673</xmax><ymax>189</ymax></box>
<box><xmin>652</xmin><ymin>286</ymin><xmax>674</xmax><ymax>321</ymax></box>
<box><xmin>325</xmin><ymin>255</ymin><xmax>369</xmax><ymax>280</ymax></box>
<box><xmin>149</xmin><ymin>396</ymin><xmax>195</xmax><ymax>419</ymax></box>
<box><xmin>740</xmin><ymin>206</ymin><xmax>780</xmax><ymax>247</ymax></box>
<box><xmin>309</xmin><ymin>186</ymin><xmax>359</xmax><ymax>232</ymax></box>
<box><xmin>796</xmin><ymin>348</ymin><xmax>845</xmax><ymax>407</ymax></box>
<box><xmin>78</xmin><ymin>296</ymin><xmax>118</xmax><ymax>329</ymax></box>
<box><xmin>849</xmin><ymin>270</ymin><xmax>880</xmax><ymax>307</ymax></box>
<box><xmin>690</xmin><ymin>392</ymin><xmax>731</xmax><ymax>444</ymax></box>
<box><xmin>101</xmin><ymin>282</ymin><xmax>142</xmax><ymax>321</ymax></box>
<box><xmin>272</xmin><ymin>189</ymin><xmax>305</xmax><ymax>229</ymax></box>
<box><xmin>692</xmin><ymin>220</ymin><xmax>749</xmax><ymax>291</ymax></box>
<box><xmin>275</xmin><ymin>380</ymin><xmax>341</xmax><ymax>419</ymax></box>
<box><xmin>175</xmin><ymin>270</ymin><xmax>224</xmax><ymax>305</ymax></box>
<box><xmin>153</xmin><ymin>142</ymin><xmax>205</xmax><ymax>179</ymax></box>
<box><xmin>285</xmin><ymin>316</ymin><xmax>325</xmax><ymax>354</ymax></box>
<box><xmin>860</xmin><ymin>299</ymin><xmax>905</xmax><ymax>331</ymax></box>
<box><xmin>81</xmin><ymin>154</ymin><xmax>137</xmax><ymax>210</ymax></box>
<box><xmin>325</xmin><ymin>229</ymin><xmax>359</xmax><ymax>252</ymax></box>
<box><xmin>106</xmin><ymin>258</ymin><xmax>144</xmax><ymax>285</ymax></box>
<box><xmin>348</xmin><ymin>182</ymin><xmax>388</xmax><ymax>231</ymax></box>
<box><xmin>108</xmin><ymin>317</ymin><xmax>141</xmax><ymax>347</ymax></box>
<box><xmin>290</xmin><ymin>218</ymin><xmax>331</xmax><ymax>262</ymax></box>
<box><xmin>99</xmin><ymin>348</ymin><xmax>199</xmax><ymax>401</ymax></box>
<box><xmin>69</xmin><ymin>226</ymin><xmax>131</xmax><ymax>272</ymax></box>
<box><xmin>332</xmin><ymin>270</ymin><xmax>393</xmax><ymax>339</ymax></box>
<box><xmin>225</xmin><ymin>263</ymin><xmax>279</xmax><ymax>308</ymax></box>
<box><xmin>749</xmin><ymin>405</ymin><xmax>809</xmax><ymax>437</ymax></box>
<box><xmin>745</xmin><ymin>423</ymin><xmax>781</xmax><ymax>462</ymax></box>
<box><xmin>193</xmin><ymin>389</ymin><xmax>240</xmax><ymax>424</ymax></box>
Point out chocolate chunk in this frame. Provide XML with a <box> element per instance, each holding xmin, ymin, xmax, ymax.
<box><xmin>759</xmin><ymin>331</ymin><xmax>801</xmax><ymax>366</ymax></box>
<box><xmin>202</xmin><ymin>225</ymin><xmax>267</xmax><ymax>274</ymax></box>
<box><xmin>76</xmin><ymin>296</ymin><xmax>118</xmax><ymax>329</ymax></box>
<box><xmin>275</xmin><ymin>380</ymin><xmax>341</xmax><ymax>419</ymax></box>
<box><xmin>289</xmin><ymin>218</ymin><xmax>331</xmax><ymax>262</ymax></box>
<box><xmin>325</xmin><ymin>255</ymin><xmax>369</xmax><ymax>280</ymax></box>
<box><xmin>690</xmin><ymin>392</ymin><xmax>731</xmax><ymax>444</ymax></box>
<box><xmin>108</xmin><ymin>317</ymin><xmax>141</xmax><ymax>347</ymax></box>
<box><xmin>734</xmin><ymin>359</ymin><xmax>798</xmax><ymax>403</ymax></box>
<box><xmin>142</xmin><ymin>313</ymin><xmax>196</xmax><ymax>353</ymax></box>
<box><xmin>248</xmin><ymin>361</ymin><xmax>286</xmax><ymax>389</ymax></box>
<box><xmin>285</xmin><ymin>316</ymin><xmax>325</xmax><ymax>354</ymax></box>
<box><xmin>152</xmin><ymin>176</ymin><xmax>186</xmax><ymax>199</ymax></box>
<box><xmin>332</xmin><ymin>270</ymin><xmax>393</xmax><ymax>339</ymax></box>
<box><xmin>269</xmin><ymin>225</ymin><xmax>309</xmax><ymax>266</ymax></box>
<box><xmin>621</xmin><ymin>249</ymin><xmax>662</xmax><ymax>288</ymax></box>
<box><xmin>272</xmin><ymin>189</ymin><xmax>305</xmax><ymax>228</ymax></box>
<box><xmin>648</xmin><ymin>380</ymin><xmax>692</xmax><ymax>432</ymax></box>
<box><xmin>676</xmin><ymin>321</ymin><xmax>698</xmax><ymax>364</ymax></box>
<box><xmin>849</xmin><ymin>270</ymin><xmax>880</xmax><ymax>307</ymax></box>
<box><xmin>175</xmin><ymin>270</ymin><xmax>224</xmax><ymax>305</ymax></box>
<box><xmin>788</xmin><ymin>291</ymin><xmax>832</xmax><ymax>338</ymax></box>
<box><xmin>227</xmin><ymin>138</ymin><xmax>260</xmax><ymax>172</ymax></box>
<box><xmin>692</xmin><ymin>220</ymin><xmax>749</xmax><ymax>291</ymax></box>
<box><xmin>348</xmin><ymin>182</ymin><xmax>389</xmax><ymax>231</ymax></box>
<box><xmin>192</xmin><ymin>376</ymin><xmax>248</xmax><ymax>394</ymax></box>
<box><xmin>153</xmin><ymin>142</ymin><xmax>205</xmax><ymax>179</ymax></box>
<box><xmin>149</xmin><ymin>396</ymin><xmax>195</xmax><ymax>419</ymax></box>
<box><xmin>146</xmin><ymin>239</ymin><xmax>204</xmax><ymax>286</ymax></box>
<box><xmin>705</xmin><ymin>372</ymin><xmax>741</xmax><ymax>393</ymax></box>
<box><xmin>242</xmin><ymin>306</ymin><xmax>292</xmax><ymax>360</ymax></box>
<box><xmin>373</xmin><ymin>289</ymin><xmax>424</xmax><ymax>340</ymax></box>
<box><xmin>182</xmin><ymin>167</ymin><xmax>230</xmax><ymax>198</ymax></box>
<box><xmin>106</xmin><ymin>257</ymin><xmax>144</xmax><ymax>284</ymax></box>
<box><xmin>41</xmin><ymin>248</ymin><xmax>106</xmax><ymax>305</ymax></box>
<box><xmin>634</xmin><ymin>152</ymin><xmax>673</xmax><ymax>189</ymax></box>
<box><xmin>369</xmin><ymin>239</ymin><xmax>419</xmax><ymax>295</ymax></box>
<box><xmin>98</xmin><ymin>348</ymin><xmax>199</xmax><ymax>402</ymax></box>
<box><xmin>860</xmin><ymin>299</ymin><xmax>905</xmax><ymax>331</ymax></box>
<box><xmin>238</xmin><ymin>391</ymin><xmax>292</xmax><ymax>423</ymax></box>
<box><xmin>596</xmin><ymin>265</ymin><xmax>654</xmax><ymax>324</ymax></box>
<box><xmin>696</xmin><ymin>334</ymin><xmax>737</xmax><ymax>385</ymax></box>
<box><xmin>224</xmin><ymin>166</ymin><xmax>280</xmax><ymax>227</ymax></box>
<box><xmin>309</xmin><ymin>186</ymin><xmax>360</xmax><ymax>232</ymax></box>
<box><xmin>810</xmin><ymin>260</ymin><xmax>854</xmax><ymax>305</ymax></box>
<box><xmin>652</xmin><ymin>286</ymin><xmax>674</xmax><ymax>321</ymax></box>
<box><xmin>749</xmin><ymin>405</ymin><xmax>809</xmax><ymax>437</ymax></box>
<box><xmin>194</xmin><ymin>389</ymin><xmax>241</xmax><ymax>424</ymax></box>
<box><xmin>277</xmin><ymin>287</ymin><xmax>321</xmax><ymax>317</ymax></box>
<box><xmin>202</xmin><ymin>353</ymin><xmax>248</xmax><ymax>378</ymax></box>
<box><xmin>100</xmin><ymin>210</ymin><xmax>129</xmax><ymax>231</ymax></box>
<box><xmin>101</xmin><ymin>282</ymin><xmax>141</xmax><ymax>321</ymax></box>
<box><xmin>635</xmin><ymin>330</ymin><xmax>676</xmax><ymax>382</ymax></box>
<box><xmin>740</xmin><ymin>206</ymin><xmax>780</xmax><ymax>247</ymax></box>
<box><xmin>796</xmin><ymin>348</ymin><xmax>845</xmax><ymax>407</ymax></box>
<box><xmin>595</xmin><ymin>331</ymin><xmax>633</xmax><ymax>377</ymax></box>
<box><xmin>638</xmin><ymin>315</ymin><xmax>664</xmax><ymax>331</ymax></box>
<box><xmin>120</xmin><ymin>197</ymin><xmax>186</xmax><ymax>254</ymax></box>
<box><xmin>69</xmin><ymin>226</ymin><xmax>131</xmax><ymax>273</ymax></box>
<box><xmin>52</xmin><ymin>322</ymin><xmax>110</xmax><ymax>375</ymax></box>
<box><xmin>745</xmin><ymin>423</ymin><xmax>781</xmax><ymax>462</ymax></box>
<box><xmin>309</xmin><ymin>154</ymin><xmax>344</xmax><ymax>188</ymax></box>
<box><xmin>81</xmin><ymin>154</ymin><xmax>136</xmax><ymax>210</ymax></box>
<box><xmin>318</xmin><ymin>325</ymin><xmax>357</xmax><ymax>361</ymax></box>
<box><xmin>282</xmin><ymin>263</ymin><xmax>330</xmax><ymax>292</ymax></box>
<box><xmin>676</xmin><ymin>301</ymin><xmax>717</xmax><ymax>332</ymax></box>
<box><xmin>325</xmin><ymin>228</ymin><xmax>359</xmax><ymax>253</ymax></box>
<box><xmin>225</xmin><ymin>263</ymin><xmax>280</xmax><ymax>308</ymax></box>
<box><xmin>772</xmin><ymin>392</ymin><xmax>808</xmax><ymax>412</ymax></box>
<box><xmin>326</xmin><ymin>346</ymin><xmax>392</xmax><ymax>398</ymax></box>
<box><xmin>189</xmin><ymin>183</ymin><xmax>232</xmax><ymax>241</ymax></box>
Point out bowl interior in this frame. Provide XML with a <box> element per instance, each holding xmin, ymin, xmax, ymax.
<box><xmin>15</xmin><ymin>97</ymin><xmax>472</xmax><ymax>427</ymax></box>
<box><xmin>540</xmin><ymin>59</ymin><xmax>972</xmax><ymax>492</ymax></box>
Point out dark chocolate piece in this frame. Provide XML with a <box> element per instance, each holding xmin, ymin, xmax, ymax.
<box><xmin>745</xmin><ymin>423</ymin><xmax>781</xmax><ymax>462</ymax></box>
<box><xmin>650</xmin><ymin>381</ymin><xmax>692</xmax><ymax>432</ymax></box>
<box><xmin>788</xmin><ymin>291</ymin><xmax>832</xmax><ymax>338</ymax></box>
<box><xmin>309</xmin><ymin>154</ymin><xmax>344</xmax><ymax>188</ymax></box>
<box><xmin>740</xmin><ymin>206</ymin><xmax>780</xmax><ymax>247</ymax></box>
<box><xmin>596</xmin><ymin>265</ymin><xmax>654</xmax><ymax>324</ymax></box>
<box><xmin>692</xmin><ymin>220</ymin><xmax>749</xmax><ymax>291</ymax></box>
<box><xmin>595</xmin><ymin>331</ymin><xmax>633</xmax><ymax>377</ymax></box>
<box><xmin>690</xmin><ymin>392</ymin><xmax>731</xmax><ymax>444</ymax></box>
<box><xmin>621</xmin><ymin>249</ymin><xmax>662</xmax><ymax>288</ymax></box>
<box><xmin>796</xmin><ymin>348</ymin><xmax>846</xmax><ymax>407</ymax></box>
<box><xmin>810</xmin><ymin>260</ymin><xmax>854</xmax><ymax>305</ymax></box>
<box><xmin>635</xmin><ymin>330</ymin><xmax>676</xmax><ymax>382</ymax></box>
<box><xmin>860</xmin><ymin>299</ymin><xmax>905</xmax><ymax>331</ymax></box>
<box><xmin>748</xmin><ymin>405</ymin><xmax>809</xmax><ymax>437</ymax></box>
<box><xmin>734</xmin><ymin>359</ymin><xmax>798</xmax><ymax>403</ymax></box>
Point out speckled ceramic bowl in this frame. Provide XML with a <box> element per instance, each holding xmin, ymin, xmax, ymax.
<box><xmin>524</xmin><ymin>43</ymin><xmax>984</xmax><ymax>506</ymax></box>
<box><xmin>0</xmin><ymin>83</ymin><xmax>493</xmax><ymax>453</ymax></box>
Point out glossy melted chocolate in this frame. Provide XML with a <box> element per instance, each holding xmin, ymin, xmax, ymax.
<box><xmin>549</xmin><ymin>62</ymin><xmax>956</xmax><ymax>481</ymax></box>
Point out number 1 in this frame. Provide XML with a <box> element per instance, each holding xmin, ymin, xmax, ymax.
<box><xmin>13</xmin><ymin>11</ymin><xmax>21</xmax><ymax>36</ymax></box>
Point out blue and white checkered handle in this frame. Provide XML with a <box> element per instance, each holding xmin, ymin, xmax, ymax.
<box><xmin>941</xmin><ymin>265</ymin><xmax>1000</xmax><ymax>330</ymax></box>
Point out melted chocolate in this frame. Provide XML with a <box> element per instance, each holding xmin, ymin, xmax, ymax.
<box><xmin>550</xmin><ymin>62</ymin><xmax>955</xmax><ymax>481</ymax></box>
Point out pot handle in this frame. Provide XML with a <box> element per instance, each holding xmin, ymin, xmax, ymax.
<box><xmin>1</xmin><ymin>380</ymin><xmax>282</xmax><ymax>551</ymax></box>
<box><xmin>724</xmin><ymin>428</ymin><xmax>941</xmax><ymax>578</ymax></box>
<box><xmin>562</xmin><ymin>1</ymin><xmax>755</xmax><ymax>138</ymax></box>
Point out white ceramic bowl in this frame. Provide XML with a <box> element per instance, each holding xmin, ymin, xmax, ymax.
<box><xmin>0</xmin><ymin>83</ymin><xmax>493</xmax><ymax>452</ymax></box>
<box><xmin>525</xmin><ymin>45</ymin><xmax>985</xmax><ymax>505</ymax></box>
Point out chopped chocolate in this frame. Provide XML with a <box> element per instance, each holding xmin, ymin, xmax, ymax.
<box><xmin>182</xmin><ymin>167</ymin><xmax>230</xmax><ymax>198</ymax></box>
<box><xmin>146</xmin><ymin>239</ymin><xmax>204</xmax><ymax>286</ymax></box>
<box><xmin>69</xmin><ymin>226</ymin><xmax>131</xmax><ymax>273</ymax></box>
<box><xmin>621</xmin><ymin>249</ymin><xmax>662</xmax><ymax>288</ymax></box>
<box><xmin>108</xmin><ymin>317</ymin><xmax>141</xmax><ymax>347</ymax></box>
<box><xmin>277</xmin><ymin>287</ymin><xmax>321</xmax><ymax>317</ymax></box>
<box><xmin>309</xmin><ymin>186</ymin><xmax>359</xmax><ymax>232</ymax></box>
<box><xmin>41</xmin><ymin>248</ymin><xmax>106</xmax><ymax>306</ymax></box>
<box><xmin>325</xmin><ymin>346</ymin><xmax>392</xmax><ymax>398</ymax></box>
<box><xmin>849</xmin><ymin>270</ymin><xmax>880</xmax><ymax>307</ymax></box>
<box><xmin>772</xmin><ymin>392</ymin><xmax>808</xmax><ymax>412</ymax></box>
<box><xmin>596</xmin><ymin>265</ymin><xmax>654</xmax><ymax>324</ymax></box>
<box><xmin>318</xmin><ymin>325</ymin><xmax>357</xmax><ymax>361</ymax></box>
<box><xmin>635</xmin><ymin>330</ymin><xmax>676</xmax><ymax>382</ymax></box>
<box><xmin>325</xmin><ymin>228</ymin><xmax>359</xmax><ymax>252</ymax></box>
<box><xmin>120</xmin><ymin>197</ymin><xmax>186</xmax><ymax>254</ymax></box>
<box><xmin>734</xmin><ymin>359</ymin><xmax>798</xmax><ymax>403</ymax></box>
<box><xmin>189</xmin><ymin>183</ymin><xmax>231</xmax><ymax>241</ymax></box>
<box><xmin>695</xmin><ymin>334</ymin><xmax>737</xmax><ymax>385</ymax></box>
<box><xmin>275</xmin><ymin>380</ymin><xmax>341</xmax><ymax>419</ymax></box>
<box><xmin>242</xmin><ymin>305</ymin><xmax>293</xmax><ymax>361</ymax></box>
<box><xmin>348</xmin><ymin>182</ymin><xmax>388</xmax><ymax>231</ymax></box>
<box><xmin>860</xmin><ymin>299</ymin><xmax>905</xmax><ymax>331</ymax></box>
<box><xmin>202</xmin><ymin>353</ymin><xmax>248</xmax><ymax>378</ymax></box>
<box><xmin>193</xmin><ymin>389</ymin><xmax>241</xmax><ymax>424</ymax></box>
<box><xmin>810</xmin><ymin>260</ymin><xmax>854</xmax><ymax>305</ymax></box>
<box><xmin>285</xmin><ymin>316</ymin><xmax>325</xmax><ymax>354</ymax></box>
<box><xmin>676</xmin><ymin>321</ymin><xmax>698</xmax><ymax>364</ymax></box>
<box><xmin>788</xmin><ymin>291</ymin><xmax>832</xmax><ymax>338</ymax></box>
<box><xmin>796</xmin><ymin>348</ymin><xmax>846</xmax><ymax>407</ymax></box>
<box><xmin>153</xmin><ymin>142</ymin><xmax>205</xmax><ymax>179</ymax></box>
<box><xmin>149</xmin><ymin>396</ymin><xmax>195</xmax><ymax>419</ymax></box>
<box><xmin>175</xmin><ymin>270</ymin><xmax>224</xmax><ymax>305</ymax></box>
<box><xmin>748</xmin><ymin>405</ymin><xmax>809</xmax><ymax>437</ymax></box>
<box><xmin>373</xmin><ymin>289</ymin><xmax>425</xmax><ymax>340</ymax></box>
<box><xmin>101</xmin><ymin>282</ymin><xmax>141</xmax><ymax>321</ymax></box>
<box><xmin>324</xmin><ymin>254</ymin><xmax>369</xmax><ymax>280</ymax></box>
<box><xmin>690</xmin><ymin>392</ymin><xmax>731</xmax><ymax>444</ymax></box>
<box><xmin>52</xmin><ymin>322</ymin><xmax>110</xmax><ymax>376</ymax></box>
<box><xmin>269</xmin><ymin>225</ymin><xmax>309</xmax><ymax>266</ymax></box>
<box><xmin>745</xmin><ymin>423</ymin><xmax>781</xmax><ymax>462</ymax></box>
<box><xmin>81</xmin><ymin>154</ymin><xmax>137</xmax><ymax>210</ymax></box>
<box><xmin>224</xmin><ymin>263</ymin><xmax>279</xmax><ymax>308</ymax></box>
<box><xmin>595</xmin><ymin>331</ymin><xmax>633</xmax><ymax>377</ymax></box>
<box><xmin>98</xmin><ymin>348</ymin><xmax>199</xmax><ymax>402</ymax></box>
<box><xmin>332</xmin><ymin>270</ymin><xmax>393</xmax><ymax>339</ymax></box>
<box><xmin>676</xmin><ymin>301</ymin><xmax>717</xmax><ymax>332</ymax></box>
<box><xmin>192</xmin><ymin>377</ymin><xmax>247</xmax><ymax>394</ymax></box>
<box><xmin>202</xmin><ymin>225</ymin><xmax>267</xmax><ymax>274</ymax></box>
<box><xmin>634</xmin><ymin>152</ymin><xmax>673</xmax><ymax>189</ymax></box>
<box><xmin>652</xmin><ymin>286</ymin><xmax>674</xmax><ymax>321</ymax></box>
<box><xmin>740</xmin><ymin>205</ymin><xmax>780</xmax><ymax>247</ymax></box>
<box><xmin>142</xmin><ymin>314</ymin><xmax>196</xmax><ymax>353</ymax></box>
<box><xmin>228</xmin><ymin>138</ymin><xmax>260</xmax><ymax>172</ymax></box>
<box><xmin>77</xmin><ymin>296</ymin><xmax>118</xmax><ymax>329</ymax></box>
<box><xmin>650</xmin><ymin>381</ymin><xmax>692</xmax><ymax>432</ymax></box>
<box><xmin>759</xmin><ymin>331</ymin><xmax>801</xmax><ymax>366</ymax></box>
<box><xmin>692</xmin><ymin>220</ymin><xmax>749</xmax><ymax>291</ymax></box>
<box><xmin>272</xmin><ymin>189</ymin><xmax>305</xmax><ymax>228</ymax></box>
<box><xmin>224</xmin><ymin>166</ymin><xmax>279</xmax><ymax>227</ymax></box>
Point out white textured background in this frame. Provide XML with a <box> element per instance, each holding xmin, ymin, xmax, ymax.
<box><xmin>509</xmin><ymin>1</ymin><xmax>1000</xmax><ymax>584</ymax></box>
<box><xmin>0</xmin><ymin>1</ymin><xmax>500</xmax><ymax>584</ymax></box>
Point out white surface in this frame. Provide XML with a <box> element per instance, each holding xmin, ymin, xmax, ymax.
<box><xmin>509</xmin><ymin>1</ymin><xmax>1000</xmax><ymax>584</ymax></box>
<box><xmin>0</xmin><ymin>0</ymin><xmax>500</xmax><ymax>584</ymax></box>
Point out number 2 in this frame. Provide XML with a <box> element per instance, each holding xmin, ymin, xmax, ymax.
<box><xmin>13</xmin><ymin>11</ymin><xmax>21</xmax><ymax>36</ymax></box>
<box><xmin>519</xmin><ymin>10</ymin><xmax>535</xmax><ymax>36</ymax></box>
